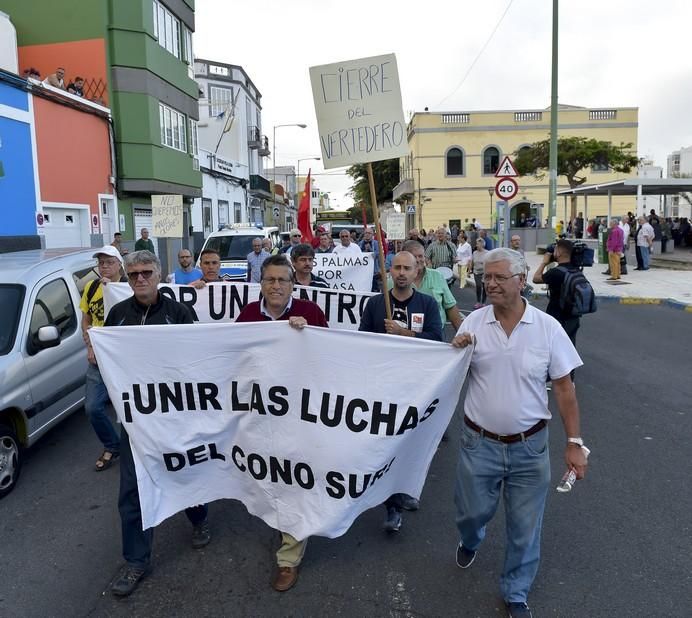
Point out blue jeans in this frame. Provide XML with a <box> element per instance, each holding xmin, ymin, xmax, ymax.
<box><xmin>455</xmin><ymin>423</ymin><xmax>550</xmax><ymax>604</ymax></box>
<box><xmin>119</xmin><ymin>427</ymin><xmax>208</xmax><ymax>567</ymax></box>
<box><xmin>85</xmin><ymin>363</ymin><xmax>120</xmax><ymax>453</ymax></box>
<box><xmin>640</xmin><ymin>245</ymin><xmax>650</xmax><ymax>269</ymax></box>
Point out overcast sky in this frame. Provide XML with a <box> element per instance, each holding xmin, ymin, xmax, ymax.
<box><xmin>195</xmin><ymin>0</ymin><xmax>692</xmax><ymax>209</ymax></box>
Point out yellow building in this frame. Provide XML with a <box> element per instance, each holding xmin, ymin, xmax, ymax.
<box><xmin>393</xmin><ymin>104</ymin><xmax>639</xmax><ymax>232</ymax></box>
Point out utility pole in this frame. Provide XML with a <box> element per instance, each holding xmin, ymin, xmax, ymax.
<box><xmin>548</xmin><ymin>0</ymin><xmax>559</xmax><ymax>224</ymax></box>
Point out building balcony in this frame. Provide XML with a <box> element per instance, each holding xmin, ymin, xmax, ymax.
<box><xmin>393</xmin><ymin>177</ymin><xmax>414</xmax><ymax>202</ymax></box>
<box><xmin>248</xmin><ymin>126</ymin><xmax>262</xmax><ymax>149</ymax></box>
<box><xmin>250</xmin><ymin>174</ymin><xmax>272</xmax><ymax>198</ymax></box>
<box><xmin>258</xmin><ymin>135</ymin><xmax>270</xmax><ymax>157</ymax></box>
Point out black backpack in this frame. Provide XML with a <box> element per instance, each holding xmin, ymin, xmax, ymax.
<box><xmin>557</xmin><ymin>266</ymin><xmax>597</xmax><ymax>318</ymax></box>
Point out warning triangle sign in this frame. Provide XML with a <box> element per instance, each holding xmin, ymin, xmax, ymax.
<box><xmin>495</xmin><ymin>156</ymin><xmax>518</xmax><ymax>178</ymax></box>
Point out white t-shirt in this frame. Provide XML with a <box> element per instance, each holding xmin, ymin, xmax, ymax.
<box><xmin>456</xmin><ymin>242</ymin><xmax>472</xmax><ymax>265</ymax></box>
<box><xmin>332</xmin><ymin>242</ymin><xmax>363</xmax><ymax>255</ymax></box>
<box><xmin>637</xmin><ymin>222</ymin><xmax>654</xmax><ymax>247</ymax></box>
<box><xmin>456</xmin><ymin>301</ymin><xmax>583</xmax><ymax>435</ymax></box>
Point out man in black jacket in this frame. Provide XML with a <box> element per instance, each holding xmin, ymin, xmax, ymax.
<box><xmin>105</xmin><ymin>251</ymin><xmax>210</xmax><ymax>597</ymax></box>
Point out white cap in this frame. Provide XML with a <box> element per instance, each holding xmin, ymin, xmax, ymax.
<box><xmin>92</xmin><ymin>245</ymin><xmax>123</xmax><ymax>263</ymax></box>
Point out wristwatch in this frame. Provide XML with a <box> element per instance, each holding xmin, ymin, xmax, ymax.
<box><xmin>567</xmin><ymin>437</ymin><xmax>584</xmax><ymax>447</ymax></box>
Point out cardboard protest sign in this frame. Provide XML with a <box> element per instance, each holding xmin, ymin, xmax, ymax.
<box><xmin>103</xmin><ymin>282</ymin><xmax>376</xmax><ymax>331</ymax></box>
<box><xmin>90</xmin><ymin>322</ymin><xmax>471</xmax><ymax>539</ymax></box>
<box><xmin>386</xmin><ymin>213</ymin><xmax>406</xmax><ymax>240</ymax></box>
<box><xmin>151</xmin><ymin>194</ymin><xmax>183</xmax><ymax>237</ymax></box>
<box><xmin>309</xmin><ymin>54</ymin><xmax>408</xmax><ymax>169</ymax></box>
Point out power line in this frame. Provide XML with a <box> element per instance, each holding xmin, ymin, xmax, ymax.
<box><xmin>435</xmin><ymin>0</ymin><xmax>515</xmax><ymax>108</ymax></box>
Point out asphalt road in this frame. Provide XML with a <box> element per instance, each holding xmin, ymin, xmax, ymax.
<box><xmin>1</xmin><ymin>294</ymin><xmax>691</xmax><ymax>617</ymax></box>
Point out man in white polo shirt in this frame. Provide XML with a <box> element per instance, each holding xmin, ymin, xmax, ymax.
<box><xmin>332</xmin><ymin>229</ymin><xmax>363</xmax><ymax>255</ymax></box>
<box><xmin>451</xmin><ymin>248</ymin><xmax>588</xmax><ymax>618</ymax></box>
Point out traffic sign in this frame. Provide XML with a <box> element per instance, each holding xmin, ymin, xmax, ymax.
<box><xmin>495</xmin><ymin>177</ymin><xmax>518</xmax><ymax>201</ymax></box>
<box><xmin>495</xmin><ymin>155</ymin><xmax>518</xmax><ymax>178</ymax></box>
<box><xmin>406</xmin><ymin>204</ymin><xmax>416</xmax><ymax>214</ymax></box>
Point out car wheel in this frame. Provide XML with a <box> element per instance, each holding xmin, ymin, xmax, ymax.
<box><xmin>0</xmin><ymin>424</ymin><xmax>22</xmax><ymax>499</ymax></box>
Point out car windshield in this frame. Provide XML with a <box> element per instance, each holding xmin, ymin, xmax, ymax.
<box><xmin>204</xmin><ymin>236</ymin><xmax>258</xmax><ymax>260</ymax></box>
<box><xmin>0</xmin><ymin>285</ymin><xmax>26</xmax><ymax>356</ymax></box>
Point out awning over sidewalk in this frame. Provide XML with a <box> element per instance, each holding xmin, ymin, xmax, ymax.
<box><xmin>556</xmin><ymin>178</ymin><xmax>692</xmax><ymax>221</ymax></box>
<box><xmin>557</xmin><ymin>178</ymin><xmax>692</xmax><ymax>197</ymax></box>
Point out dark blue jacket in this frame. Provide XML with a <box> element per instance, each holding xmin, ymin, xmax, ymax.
<box><xmin>359</xmin><ymin>289</ymin><xmax>443</xmax><ymax>341</ymax></box>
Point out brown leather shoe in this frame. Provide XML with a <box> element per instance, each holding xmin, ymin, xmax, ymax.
<box><xmin>272</xmin><ymin>566</ymin><xmax>299</xmax><ymax>592</ymax></box>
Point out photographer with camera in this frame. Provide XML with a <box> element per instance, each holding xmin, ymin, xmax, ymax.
<box><xmin>532</xmin><ymin>240</ymin><xmax>584</xmax><ymax>380</ymax></box>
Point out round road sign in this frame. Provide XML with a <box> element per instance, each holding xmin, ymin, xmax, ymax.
<box><xmin>495</xmin><ymin>177</ymin><xmax>518</xmax><ymax>201</ymax></box>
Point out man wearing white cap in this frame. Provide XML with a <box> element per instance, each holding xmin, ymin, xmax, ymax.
<box><xmin>80</xmin><ymin>246</ymin><xmax>127</xmax><ymax>472</ymax></box>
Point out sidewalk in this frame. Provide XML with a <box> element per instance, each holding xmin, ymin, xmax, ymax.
<box><xmin>523</xmin><ymin>251</ymin><xmax>692</xmax><ymax>311</ymax></box>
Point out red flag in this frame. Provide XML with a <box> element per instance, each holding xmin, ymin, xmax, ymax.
<box><xmin>297</xmin><ymin>170</ymin><xmax>313</xmax><ymax>243</ymax></box>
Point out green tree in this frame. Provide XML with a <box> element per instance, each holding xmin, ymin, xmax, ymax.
<box><xmin>346</xmin><ymin>159</ymin><xmax>399</xmax><ymax>223</ymax></box>
<box><xmin>513</xmin><ymin>137</ymin><xmax>639</xmax><ymax>220</ymax></box>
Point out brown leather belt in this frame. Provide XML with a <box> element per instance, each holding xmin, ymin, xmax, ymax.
<box><xmin>464</xmin><ymin>416</ymin><xmax>547</xmax><ymax>444</ymax></box>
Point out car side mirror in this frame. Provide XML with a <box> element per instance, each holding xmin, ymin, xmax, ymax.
<box><xmin>36</xmin><ymin>325</ymin><xmax>60</xmax><ymax>349</ymax></box>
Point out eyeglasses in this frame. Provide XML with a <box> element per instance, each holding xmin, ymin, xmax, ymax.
<box><xmin>127</xmin><ymin>269</ymin><xmax>155</xmax><ymax>281</ymax></box>
<box><xmin>481</xmin><ymin>273</ymin><xmax>521</xmax><ymax>284</ymax></box>
<box><xmin>291</xmin><ymin>234</ymin><xmax>301</xmax><ymax>238</ymax></box>
<box><xmin>261</xmin><ymin>277</ymin><xmax>292</xmax><ymax>286</ymax></box>
<box><xmin>98</xmin><ymin>259</ymin><xmax>119</xmax><ymax>267</ymax></box>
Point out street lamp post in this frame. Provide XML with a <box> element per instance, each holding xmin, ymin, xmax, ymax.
<box><xmin>272</xmin><ymin>123</ymin><xmax>307</xmax><ymax>228</ymax></box>
<box><xmin>487</xmin><ymin>187</ymin><xmax>494</xmax><ymax>231</ymax></box>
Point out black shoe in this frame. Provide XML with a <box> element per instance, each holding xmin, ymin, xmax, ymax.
<box><xmin>191</xmin><ymin>520</ymin><xmax>211</xmax><ymax>549</ymax></box>
<box><xmin>111</xmin><ymin>564</ymin><xmax>151</xmax><ymax>597</ymax></box>
<box><xmin>399</xmin><ymin>494</ymin><xmax>420</xmax><ymax>511</ymax></box>
<box><xmin>383</xmin><ymin>506</ymin><xmax>402</xmax><ymax>532</ymax></box>
<box><xmin>506</xmin><ymin>601</ymin><xmax>533</xmax><ymax>617</ymax></box>
<box><xmin>455</xmin><ymin>542</ymin><xmax>477</xmax><ymax>568</ymax></box>
<box><xmin>601</xmin><ymin>270</ymin><xmax>610</xmax><ymax>275</ymax></box>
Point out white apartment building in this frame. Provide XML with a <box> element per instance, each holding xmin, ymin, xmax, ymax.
<box><xmin>190</xmin><ymin>59</ymin><xmax>271</xmax><ymax>250</ymax></box>
<box><xmin>637</xmin><ymin>158</ymin><xmax>663</xmax><ymax>216</ymax></box>
<box><xmin>666</xmin><ymin>146</ymin><xmax>692</xmax><ymax>218</ymax></box>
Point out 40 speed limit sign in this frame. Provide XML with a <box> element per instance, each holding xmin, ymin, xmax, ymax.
<box><xmin>495</xmin><ymin>177</ymin><xmax>518</xmax><ymax>200</ymax></box>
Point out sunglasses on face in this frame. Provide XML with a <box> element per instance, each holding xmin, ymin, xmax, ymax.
<box><xmin>127</xmin><ymin>270</ymin><xmax>155</xmax><ymax>281</ymax></box>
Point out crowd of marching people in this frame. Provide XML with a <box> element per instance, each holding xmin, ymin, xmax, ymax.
<box><xmin>80</xmin><ymin>217</ymin><xmax>591</xmax><ymax>617</ymax></box>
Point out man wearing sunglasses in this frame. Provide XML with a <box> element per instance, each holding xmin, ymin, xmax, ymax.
<box><xmin>104</xmin><ymin>251</ymin><xmax>211</xmax><ymax>597</ymax></box>
<box><xmin>236</xmin><ymin>254</ymin><xmax>327</xmax><ymax>593</ymax></box>
<box><xmin>279</xmin><ymin>228</ymin><xmax>303</xmax><ymax>257</ymax></box>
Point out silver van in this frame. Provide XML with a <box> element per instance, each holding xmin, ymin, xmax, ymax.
<box><xmin>0</xmin><ymin>248</ymin><xmax>98</xmax><ymax>497</ymax></box>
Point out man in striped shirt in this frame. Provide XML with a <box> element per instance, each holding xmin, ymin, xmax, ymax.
<box><xmin>425</xmin><ymin>227</ymin><xmax>458</xmax><ymax>269</ymax></box>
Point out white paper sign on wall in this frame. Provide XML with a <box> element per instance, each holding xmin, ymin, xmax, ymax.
<box><xmin>309</xmin><ymin>54</ymin><xmax>408</xmax><ymax>169</ymax></box>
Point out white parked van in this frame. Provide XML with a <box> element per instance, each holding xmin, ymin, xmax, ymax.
<box><xmin>198</xmin><ymin>225</ymin><xmax>280</xmax><ymax>281</ymax></box>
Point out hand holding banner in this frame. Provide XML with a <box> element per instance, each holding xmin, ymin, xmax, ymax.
<box><xmin>89</xmin><ymin>323</ymin><xmax>471</xmax><ymax>539</ymax></box>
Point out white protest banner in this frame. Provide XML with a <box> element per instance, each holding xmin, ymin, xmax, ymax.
<box><xmin>310</xmin><ymin>54</ymin><xmax>408</xmax><ymax>169</ymax></box>
<box><xmin>386</xmin><ymin>213</ymin><xmax>406</xmax><ymax>240</ymax></box>
<box><xmin>313</xmin><ymin>252</ymin><xmax>374</xmax><ymax>291</ymax></box>
<box><xmin>152</xmin><ymin>194</ymin><xmax>183</xmax><ymax>237</ymax></box>
<box><xmin>90</xmin><ymin>323</ymin><xmax>471</xmax><ymax>539</ymax></box>
<box><xmin>103</xmin><ymin>282</ymin><xmax>376</xmax><ymax>331</ymax></box>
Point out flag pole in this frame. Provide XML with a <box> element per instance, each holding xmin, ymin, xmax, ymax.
<box><xmin>367</xmin><ymin>162</ymin><xmax>392</xmax><ymax>320</ymax></box>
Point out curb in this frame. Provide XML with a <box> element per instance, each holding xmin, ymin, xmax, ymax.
<box><xmin>529</xmin><ymin>292</ymin><xmax>692</xmax><ymax>311</ymax></box>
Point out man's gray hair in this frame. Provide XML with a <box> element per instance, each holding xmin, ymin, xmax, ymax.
<box><xmin>124</xmin><ymin>250</ymin><xmax>161</xmax><ymax>274</ymax></box>
<box><xmin>483</xmin><ymin>248</ymin><xmax>526</xmax><ymax>276</ymax></box>
<box><xmin>401</xmin><ymin>239</ymin><xmax>423</xmax><ymax>253</ymax></box>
